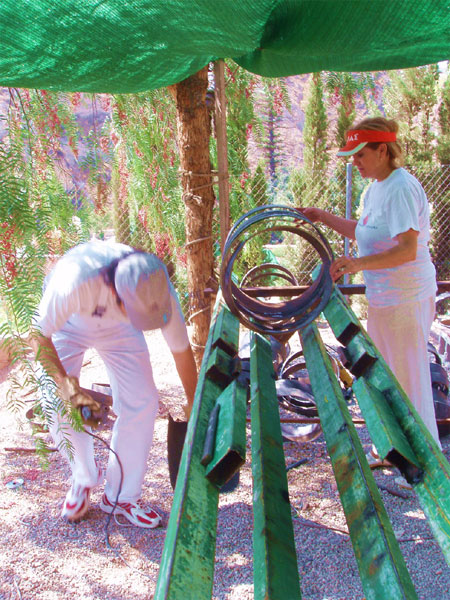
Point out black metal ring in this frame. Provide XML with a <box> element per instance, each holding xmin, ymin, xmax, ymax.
<box><xmin>220</xmin><ymin>205</ymin><xmax>334</xmax><ymax>334</ymax></box>
<box><xmin>240</xmin><ymin>263</ymin><xmax>299</xmax><ymax>288</ymax></box>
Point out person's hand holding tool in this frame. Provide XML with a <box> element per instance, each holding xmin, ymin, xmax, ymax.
<box><xmin>58</xmin><ymin>375</ymin><xmax>102</xmax><ymax>428</ymax></box>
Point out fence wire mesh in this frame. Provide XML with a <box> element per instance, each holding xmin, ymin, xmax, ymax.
<box><xmin>213</xmin><ymin>164</ymin><xmax>450</xmax><ymax>294</ymax></box>
<box><xmin>69</xmin><ymin>161</ymin><xmax>449</xmax><ymax>322</ymax></box>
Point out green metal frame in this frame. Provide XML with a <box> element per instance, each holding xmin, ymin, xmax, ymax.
<box><xmin>155</xmin><ymin>299</ymin><xmax>241</xmax><ymax>599</ymax></box>
<box><xmin>323</xmin><ymin>287</ymin><xmax>450</xmax><ymax>561</ymax></box>
<box><xmin>155</xmin><ymin>288</ymin><xmax>450</xmax><ymax>599</ymax></box>
<box><xmin>300</xmin><ymin>322</ymin><xmax>418</xmax><ymax>600</ymax></box>
<box><xmin>250</xmin><ymin>332</ymin><xmax>302</xmax><ymax>600</ymax></box>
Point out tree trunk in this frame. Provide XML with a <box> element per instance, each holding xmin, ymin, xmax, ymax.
<box><xmin>170</xmin><ymin>67</ymin><xmax>215</xmax><ymax>367</ymax></box>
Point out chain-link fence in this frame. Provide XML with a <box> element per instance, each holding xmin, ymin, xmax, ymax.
<box><xmin>217</xmin><ymin>163</ymin><xmax>450</xmax><ymax>290</ymax></box>
<box><xmin>84</xmin><ymin>159</ymin><xmax>450</xmax><ymax>323</ymax></box>
<box><xmin>413</xmin><ymin>165</ymin><xmax>450</xmax><ymax>282</ymax></box>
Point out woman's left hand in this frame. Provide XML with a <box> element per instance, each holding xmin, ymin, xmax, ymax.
<box><xmin>330</xmin><ymin>256</ymin><xmax>361</xmax><ymax>282</ymax></box>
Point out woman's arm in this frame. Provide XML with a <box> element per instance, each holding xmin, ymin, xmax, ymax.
<box><xmin>299</xmin><ymin>207</ymin><xmax>357</xmax><ymax>240</ymax></box>
<box><xmin>330</xmin><ymin>229</ymin><xmax>418</xmax><ymax>281</ymax></box>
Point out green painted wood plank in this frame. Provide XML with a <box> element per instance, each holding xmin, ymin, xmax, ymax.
<box><xmin>155</xmin><ymin>300</ymin><xmax>240</xmax><ymax>600</ymax></box>
<box><xmin>300</xmin><ymin>323</ymin><xmax>418</xmax><ymax>600</ymax></box>
<box><xmin>250</xmin><ymin>332</ymin><xmax>302</xmax><ymax>600</ymax></box>
<box><xmin>324</xmin><ymin>287</ymin><xmax>450</xmax><ymax>564</ymax></box>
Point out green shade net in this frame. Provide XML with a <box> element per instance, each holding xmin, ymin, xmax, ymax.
<box><xmin>0</xmin><ymin>0</ymin><xmax>449</xmax><ymax>93</ymax></box>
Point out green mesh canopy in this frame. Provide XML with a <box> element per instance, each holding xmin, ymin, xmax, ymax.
<box><xmin>0</xmin><ymin>0</ymin><xmax>449</xmax><ymax>93</ymax></box>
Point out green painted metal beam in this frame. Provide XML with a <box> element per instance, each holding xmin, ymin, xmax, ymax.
<box><xmin>204</xmin><ymin>379</ymin><xmax>247</xmax><ymax>488</ymax></box>
<box><xmin>321</xmin><ymin>286</ymin><xmax>361</xmax><ymax>345</ymax></box>
<box><xmin>352</xmin><ymin>378</ymin><xmax>421</xmax><ymax>475</ymax></box>
<box><xmin>154</xmin><ymin>300</ymin><xmax>240</xmax><ymax>600</ymax></box>
<box><xmin>205</xmin><ymin>345</ymin><xmax>240</xmax><ymax>386</ymax></box>
<box><xmin>250</xmin><ymin>332</ymin><xmax>302</xmax><ymax>600</ymax></box>
<box><xmin>300</xmin><ymin>322</ymin><xmax>418</xmax><ymax>600</ymax></box>
<box><xmin>323</xmin><ymin>286</ymin><xmax>450</xmax><ymax>564</ymax></box>
<box><xmin>211</xmin><ymin>306</ymin><xmax>240</xmax><ymax>355</ymax></box>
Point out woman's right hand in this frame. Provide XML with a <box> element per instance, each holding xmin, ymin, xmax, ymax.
<box><xmin>297</xmin><ymin>206</ymin><xmax>324</xmax><ymax>223</ymax></box>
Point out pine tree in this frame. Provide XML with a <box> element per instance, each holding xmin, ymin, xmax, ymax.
<box><xmin>303</xmin><ymin>73</ymin><xmax>329</xmax><ymax>178</ymax></box>
<box><xmin>258</xmin><ymin>80</ymin><xmax>290</xmax><ymax>196</ymax></box>
<box><xmin>433</xmin><ymin>70</ymin><xmax>450</xmax><ymax>284</ymax></box>
<box><xmin>286</xmin><ymin>73</ymin><xmax>329</xmax><ymax>210</ymax></box>
<box><xmin>325</xmin><ymin>71</ymin><xmax>376</xmax><ymax>148</ymax></box>
<box><xmin>383</xmin><ymin>65</ymin><xmax>439</xmax><ymax>165</ymax></box>
<box><xmin>251</xmin><ymin>162</ymin><xmax>269</xmax><ymax>207</ymax></box>
<box><xmin>437</xmin><ymin>71</ymin><xmax>450</xmax><ymax>165</ymax></box>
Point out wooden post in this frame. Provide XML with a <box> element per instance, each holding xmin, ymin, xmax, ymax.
<box><xmin>170</xmin><ymin>67</ymin><xmax>215</xmax><ymax>367</ymax></box>
<box><xmin>214</xmin><ymin>60</ymin><xmax>230</xmax><ymax>252</ymax></box>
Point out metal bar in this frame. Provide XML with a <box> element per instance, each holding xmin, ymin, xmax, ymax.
<box><xmin>211</xmin><ymin>305</ymin><xmax>240</xmax><ymax>355</ymax></box>
<box><xmin>241</xmin><ymin>281</ymin><xmax>450</xmax><ymax>297</ymax></box>
<box><xmin>201</xmin><ymin>402</ymin><xmax>221</xmax><ymax>466</ymax></box>
<box><xmin>247</xmin><ymin>416</ymin><xmax>450</xmax><ymax>426</ymax></box>
<box><xmin>204</xmin><ymin>379</ymin><xmax>247</xmax><ymax>488</ymax></box>
<box><xmin>352</xmin><ymin>378</ymin><xmax>421</xmax><ymax>475</ymax></box>
<box><xmin>250</xmin><ymin>332</ymin><xmax>302</xmax><ymax>600</ymax></box>
<box><xmin>344</xmin><ymin>162</ymin><xmax>353</xmax><ymax>284</ymax></box>
<box><xmin>321</xmin><ymin>287</ymin><xmax>361</xmax><ymax>345</ymax></box>
<box><xmin>155</xmin><ymin>299</ymin><xmax>240</xmax><ymax>600</ymax></box>
<box><xmin>323</xmin><ymin>287</ymin><xmax>450</xmax><ymax>564</ymax></box>
<box><xmin>214</xmin><ymin>59</ymin><xmax>230</xmax><ymax>252</ymax></box>
<box><xmin>300</xmin><ymin>322</ymin><xmax>419</xmax><ymax>600</ymax></box>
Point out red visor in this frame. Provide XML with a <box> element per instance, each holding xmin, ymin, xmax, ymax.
<box><xmin>337</xmin><ymin>130</ymin><xmax>397</xmax><ymax>156</ymax></box>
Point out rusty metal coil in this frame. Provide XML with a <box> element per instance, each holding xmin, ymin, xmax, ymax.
<box><xmin>240</xmin><ymin>262</ymin><xmax>299</xmax><ymax>288</ymax></box>
<box><xmin>220</xmin><ymin>205</ymin><xmax>334</xmax><ymax>335</ymax></box>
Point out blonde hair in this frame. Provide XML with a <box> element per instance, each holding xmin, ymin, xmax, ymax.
<box><xmin>350</xmin><ymin>117</ymin><xmax>404</xmax><ymax>168</ymax></box>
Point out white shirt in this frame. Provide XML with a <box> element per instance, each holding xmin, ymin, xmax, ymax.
<box><xmin>355</xmin><ymin>168</ymin><xmax>436</xmax><ymax>307</ymax></box>
<box><xmin>35</xmin><ymin>240</ymin><xmax>190</xmax><ymax>352</ymax></box>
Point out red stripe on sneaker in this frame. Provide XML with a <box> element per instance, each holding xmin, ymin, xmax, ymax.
<box><xmin>137</xmin><ymin>514</ymin><xmax>154</xmax><ymax>525</ymax></box>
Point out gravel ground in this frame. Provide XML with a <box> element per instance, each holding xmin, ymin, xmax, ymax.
<box><xmin>1</xmin><ymin>327</ymin><xmax>449</xmax><ymax>600</ymax></box>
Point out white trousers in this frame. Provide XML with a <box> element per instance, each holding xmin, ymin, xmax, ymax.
<box><xmin>367</xmin><ymin>295</ymin><xmax>441</xmax><ymax>446</ymax></box>
<box><xmin>48</xmin><ymin>315</ymin><xmax>159</xmax><ymax>502</ymax></box>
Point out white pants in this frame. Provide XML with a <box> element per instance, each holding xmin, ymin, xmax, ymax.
<box><xmin>367</xmin><ymin>296</ymin><xmax>441</xmax><ymax>446</ymax></box>
<box><xmin>48</xmin><ymin>314</ymin><xmax>159</xmax><ymax>502</ymax></box>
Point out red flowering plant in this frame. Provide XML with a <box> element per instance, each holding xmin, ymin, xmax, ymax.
<box><xmin>0</xmin><ymin>89</ymin><xmax>105</xmax><ymax>451</ymax></box>
<box><xmin>0</xmin><ymin>137</ymin><xmax>65</xmax><ymax>445</ymax></box>
<box><xmin>108</xmin><ymin>91</ymin><xmax>189</xmax><ymax>307</ymax></box>
<box><xmin>216</xmin><ymin>63</ymin><xmax>290</xmax><ymax>279</ymax></box>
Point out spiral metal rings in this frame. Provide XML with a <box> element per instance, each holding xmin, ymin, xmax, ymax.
<box><xmin>220</xmin><ymin>205</ymin><xmax>334</xmax><ymax>335</ymax></box>
<box><xmin>240</xmin><ymin>262</ymin><xmax>299</xmax><ymax>288</ymax></box>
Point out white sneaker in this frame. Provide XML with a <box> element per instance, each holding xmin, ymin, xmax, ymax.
<box><xmin>100</xmin><ymin>494</ymin><xmax>161</xmax><ymax>529</ymax></box>
<box><xmin>62</xmin><ymin>464</ymin><xmax>103</xmax><ymax>521</ymax></box>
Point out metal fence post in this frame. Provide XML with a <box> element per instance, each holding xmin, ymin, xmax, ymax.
<box><xmin>344</xmin><ymin>162</ymin><xmax>353</xmax><ymax>283</ymax></box>
<box><xmin>214</xmin><ymin>60</ymin><xmax>230</xmax><ymax>252</ymax></box>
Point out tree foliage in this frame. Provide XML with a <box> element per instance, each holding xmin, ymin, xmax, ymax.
<box><xmin>384</xmin><ymin>65</ymin><xmax>439</xmax><ymax>165</ymax></box>
<box><xmin>303</xmin><ymin>73</ymin><xmax>329</xmax><ymax>177</ymax></box>
<box><xmin>437</xmin><ymin>72</ymin><xmax>450</xmax><ymax>165</ymax></box>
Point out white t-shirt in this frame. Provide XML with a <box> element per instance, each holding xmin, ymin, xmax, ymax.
<box><xmin>35</xmin><ymin>240</ymin><xmax>190</xmax><ymax>353</ymax></box>
<box><xmin>355</xmin><ymin>168</ymin><xmax>436</xmax><ymax>307</ymax></box>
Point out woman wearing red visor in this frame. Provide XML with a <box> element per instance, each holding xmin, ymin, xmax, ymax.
<box><xmin>301</xmin><ymin>117</ymin><xmax>441</xmax><ymax>461</ymax></box>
